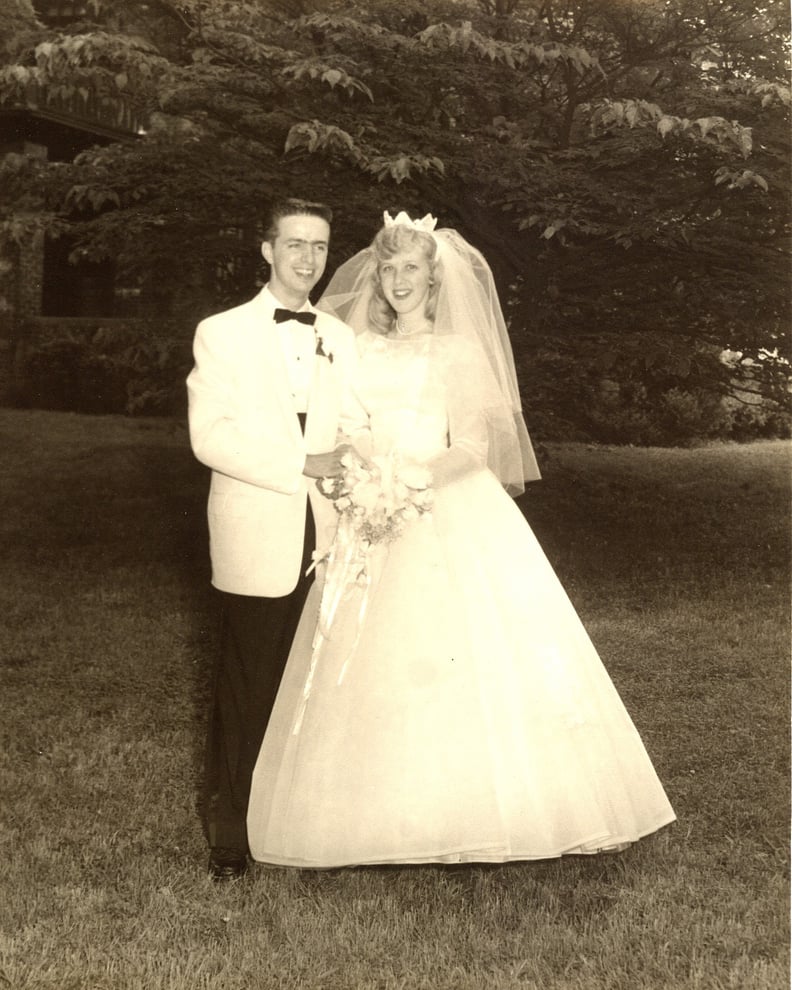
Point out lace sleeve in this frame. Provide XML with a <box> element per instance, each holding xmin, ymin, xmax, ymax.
<box><xmin>338</xmin><ymin>332</ymin><xmax>373</xmax><ymax>461</ymax></box>
<box><xmin>424</xmin><ymin>337</ymin><xmax>489</xmax><ymax>488</ymax></box>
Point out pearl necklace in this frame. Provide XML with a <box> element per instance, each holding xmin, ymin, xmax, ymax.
<box><xmin>396</xmin><ymin>318</ymin><xmax>428</xmax><ymax>337</ymax></box>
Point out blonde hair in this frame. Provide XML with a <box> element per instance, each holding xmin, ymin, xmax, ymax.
<box><xmin>367</xmin><ymin>225</ymin><xmax>442</xmax><ymax>335</ymax></box>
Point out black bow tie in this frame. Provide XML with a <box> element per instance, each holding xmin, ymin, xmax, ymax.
<box><xmin>274</xmin><ymin>308</ymin><xmax>316</xmax><ymax>326</ymax></box>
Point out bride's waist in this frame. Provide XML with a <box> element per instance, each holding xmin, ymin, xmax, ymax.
<box><xmin>369</xmin><ymin>413</ymin><xmax>447</xmax><ymax>459</ymax></box>
<box><xmin>371</xmin><ymin>439</ymin><xmax>447</xmax><ymax>462</ymax></box>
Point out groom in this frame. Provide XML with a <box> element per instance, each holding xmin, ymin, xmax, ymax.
<box><xmin>187</xmin><ymin>198</ymin><xmax>360</xmax><ymax>880</ymax></box>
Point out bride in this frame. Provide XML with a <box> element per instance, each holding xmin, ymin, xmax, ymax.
<box><xmin>246</xmin><ymin>211</ymin><xmax>675</xmax><ymax>867</ymax></box>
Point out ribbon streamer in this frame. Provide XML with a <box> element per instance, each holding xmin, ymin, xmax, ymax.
<box><xmin>292</xmin><ymin>517</ymin><xmax>377</xmax><ymax>735</ymax></box>
<box><xmin>291</xmin><ymin>454</ymin><xmax>433</xmax><ymax>735</ymax></box>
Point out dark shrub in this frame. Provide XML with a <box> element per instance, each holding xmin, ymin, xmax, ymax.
<box><xmin>11</xmin><ymin>320</ymin><xmax>193</xmax><ymax>416</ymax></box>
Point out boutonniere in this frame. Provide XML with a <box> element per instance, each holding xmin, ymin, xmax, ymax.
<box><xmin>315</xmin><ymin>333</ymin><xmax>334</xmax><ymax>363</ymax></box>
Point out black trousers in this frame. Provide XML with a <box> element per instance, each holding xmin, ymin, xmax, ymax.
<box><xmin>203</xmin><ymin>423</ymin><xmax>315</xmax><ymax>853</ymax></box>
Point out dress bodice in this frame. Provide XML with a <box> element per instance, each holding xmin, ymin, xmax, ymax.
<box><xmin>353</xmin><ymin>332</ymin><xmax>450</xmax><ymax>464</ymax></box>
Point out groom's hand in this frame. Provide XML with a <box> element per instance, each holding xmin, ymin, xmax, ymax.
<box><xmin>303</xmin><ymin>443</ymin><xmax>357</xmax><ymax>479</ymax></box>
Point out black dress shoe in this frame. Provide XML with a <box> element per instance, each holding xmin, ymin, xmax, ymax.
<box><xmin>208</xmin><ymin>847</ymin><xmax>249</xmax><ymax>881</ymax></box>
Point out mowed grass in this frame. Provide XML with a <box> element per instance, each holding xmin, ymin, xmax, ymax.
<box><xmin>0</xmin><ymin>408</ymin><xmax>788</xmax><ymax>990</ymax></box>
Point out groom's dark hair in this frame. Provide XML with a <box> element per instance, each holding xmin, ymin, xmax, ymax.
<box><xmin>264</xmin><ymin>198</ymin><xmax>333</xmax><ymax>243</ymax></box>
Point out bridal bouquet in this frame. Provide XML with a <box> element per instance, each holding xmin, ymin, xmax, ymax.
<box><xmin>293</xmin><ymin>453</ymin><xmax>433</xmax><ymax>732</ymax></box>
<box><xmin>318</xmin><ymin>452</ymin><xmax>434</xmax><ymax>556</ymax></box>
<box><xmin>314</xmin><ymin>451</ymin><xmax>434</xmax><ymax>605</ymax></box>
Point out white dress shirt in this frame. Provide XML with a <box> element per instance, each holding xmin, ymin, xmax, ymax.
<box><xmin>277</xmin><ymin>320</ymin><xmax>316</xmax><ymax>413</ymax></box>
<box><xmin>264</xmin><ymin>287</ymin><xmax>316</xmax><ymax>413</ymax></box>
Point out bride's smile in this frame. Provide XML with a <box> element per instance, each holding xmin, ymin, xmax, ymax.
<box><xmin>378</xmin><ymin>248</ymin><xmax>433</xmax><ymax>319</ymax></box>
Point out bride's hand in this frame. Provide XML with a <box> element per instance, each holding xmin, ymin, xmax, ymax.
<box><xmin>397</xmin><ymin>462</ymin><xmax>433</xmax><ymax>491</ymax></box>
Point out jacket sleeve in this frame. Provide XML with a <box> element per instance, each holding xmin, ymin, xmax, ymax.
<box><xmin>186</xmin><ymin>316</ymin><xmax>306</xmax><ymax>494</ymax></box>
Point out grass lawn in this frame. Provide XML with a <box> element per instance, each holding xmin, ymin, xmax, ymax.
<box><xmin>0</xmin><ymin>408</ymin><xmax>788</xmax><ymax>990</ymax></box>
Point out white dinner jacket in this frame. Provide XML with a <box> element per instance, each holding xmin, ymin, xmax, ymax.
<box><xmin>186</xmin><ymin>287</ymin><xmax>361</xmax><ymax>597</ymax></box>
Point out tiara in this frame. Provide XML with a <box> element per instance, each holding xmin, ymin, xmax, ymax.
<box><xmin>383</xmin><ymin>210</ymin><xmax>438</xmax><ymax>233</ymax></box>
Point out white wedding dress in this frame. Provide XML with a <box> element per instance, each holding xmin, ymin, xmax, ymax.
<box><xmin>247</xmin><ymin>332</ymin><xmax>675</xmax><ymax>867</ymax></box>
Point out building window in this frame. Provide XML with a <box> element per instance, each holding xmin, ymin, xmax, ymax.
<box><xmin>42</xmin><ymin>236</ymin><xmax>116</xmax><ymax>317</ymax></box>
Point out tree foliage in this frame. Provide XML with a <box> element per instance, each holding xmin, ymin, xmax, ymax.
<box><xmin>0</xmin><ymin>0</ymin><xmax>789</xmax><ymax>435</ymax></box>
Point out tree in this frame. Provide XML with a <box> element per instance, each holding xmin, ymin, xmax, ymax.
<box><xmin>1</xmin><ymin>0</ymin><xmax>789</xmax><ymax>435</ymax></box>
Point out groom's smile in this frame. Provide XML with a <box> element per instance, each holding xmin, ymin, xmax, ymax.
<box><xmin>262</xmin><ymin>214</ymin><xmax>330</xmax><ymax>308</ymax></box>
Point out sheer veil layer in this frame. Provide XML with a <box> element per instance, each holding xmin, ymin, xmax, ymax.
<box><xmin>318</xmin><ymin>212</ymin><xmax>540</xmax><ymax>495</ymax></box>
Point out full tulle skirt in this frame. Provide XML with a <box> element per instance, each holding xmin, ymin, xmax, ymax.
<box><xmin>247</xmin><ymin>469</ymin><xmax>675</xmax><ymax>867</ymax></box>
